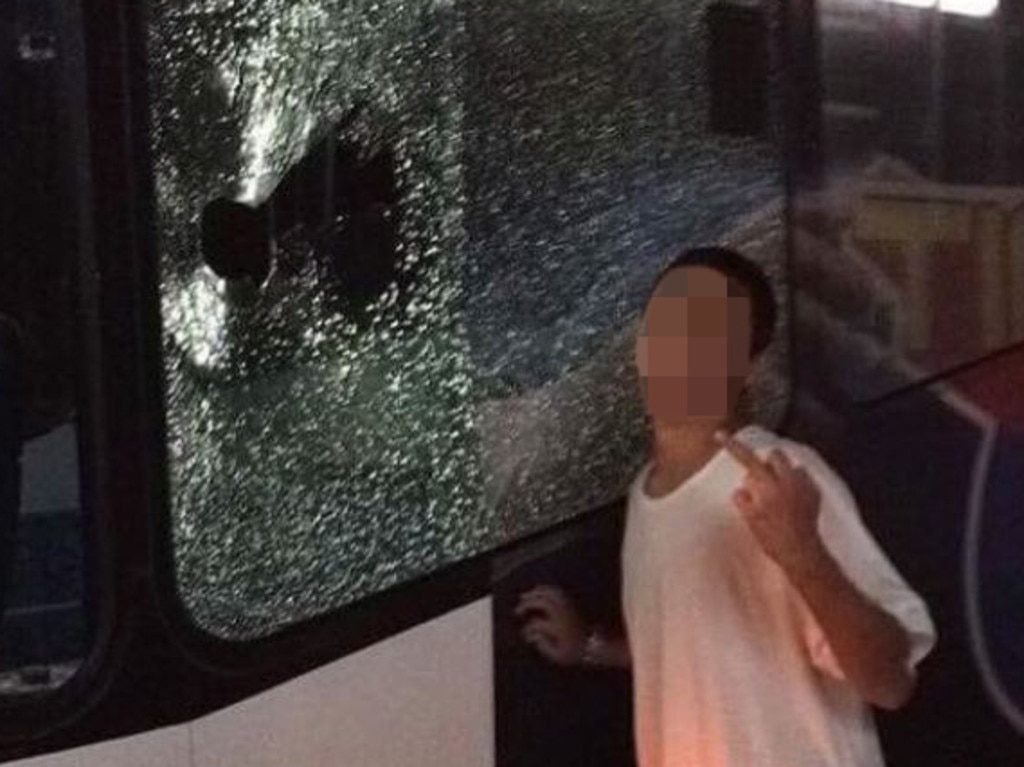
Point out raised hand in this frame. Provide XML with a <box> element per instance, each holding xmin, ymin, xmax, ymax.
<box><xmin>714</xmin><ymin>430</ymin><xmax>824</xmax><ymax>573</ymax></box>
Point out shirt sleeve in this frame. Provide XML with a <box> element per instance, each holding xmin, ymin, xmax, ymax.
<box><xmin>783</xmin><ymin>443</ymin><xmax>938</xmax><ymax>683</ymax></box>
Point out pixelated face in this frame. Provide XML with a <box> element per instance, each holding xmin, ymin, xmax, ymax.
<box><xmin>635</xmin><ymin>265</ymin><xmax>753</xmax><ymax>425</ymax></box>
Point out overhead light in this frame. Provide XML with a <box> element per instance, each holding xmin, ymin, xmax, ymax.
<box><xmin>879</xmin><ymin>0</ymin><xmax>998</xmax><ymax>16</ymax></box>
<box><xmin>938</xmin><ymin>0</ymin><xmax>998</xmax><ymax>16</ymax></box>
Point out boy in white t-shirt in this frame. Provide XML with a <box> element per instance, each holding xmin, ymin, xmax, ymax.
<box><xmin>516</xmin><ymin>246</ymin><xmax>936</xmax><ymax>766</ymax></box>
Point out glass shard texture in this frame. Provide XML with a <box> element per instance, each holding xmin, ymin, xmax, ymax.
<box><xmin>148</xmin><ymin>0</ymin><xmax>783</xmax><ymax>639</ymax></box>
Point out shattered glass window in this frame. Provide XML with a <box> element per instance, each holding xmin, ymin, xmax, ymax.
<box><xmin>148</xmin><ymin>0</ymin><xmax>785</xmax><ymax>639</ymax></box>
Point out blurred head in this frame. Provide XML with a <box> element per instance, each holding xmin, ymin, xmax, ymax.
<box><xmin>635</xmin><ymin>246</ymin><xmax>775</xmax><ymax>428</ymax></box>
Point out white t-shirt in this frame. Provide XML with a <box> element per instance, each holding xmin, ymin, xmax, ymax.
<box><xmin>621</xmin><ymin>422</ymin><xmax>937</xmax><ymax>767</ymax></box>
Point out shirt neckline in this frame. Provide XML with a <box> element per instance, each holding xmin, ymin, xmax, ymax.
<box><xmin>636</xmin><ymin>423</ymin><xmax>762</xmax><ymax>507</ymax></box>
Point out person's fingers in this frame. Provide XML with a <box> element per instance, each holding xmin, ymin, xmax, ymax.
<box><xmin>516</xmin><ymin>586</ymin><xmax>561</xmax><ymax>607</ymax></box>
<box><xmin>792</xmin><ymin>466</ymin><xmax>820</xmax><ymax>501</ymax></box>
<box><xmin>534</xmin><ymin>633</ymin><xmax>560</xmax><ymax>658</ymax></box>
<box><xmin>522</xmin><ymin>625</ymin><xmax>557</xmax><ymax>655</ymax></box>
<box><xmin>766</xmin><ymin>449</ymin><xmax>795</xmax><ymax>487</ymax></box>
<box><xmin>521</xmin><ymin>623</ymin><xmax>544</xmax><ymax>642</ymax></box>
<box><xmin>514</xmin><ymin>591</ymin><xmax>564</xmax><ymax>617</ymax></box>
<box><xmin>515</xmin><ymin>588</ymin><xmax>571</xmax><ymax>615</ymax></box>
<box><xmin>521</xmin><ymin>616</ymin><xmax>555</xmax><ymax>635</ymax></box>
<box><xmin>525</xmin><ymin>584</ymin><xmax>569</xmax><ymax>603</ymax></box>
<box><xmin>715</xmin><ymin>431</ymin><xmax>773</xmax><ymax>481</ymax></box>
<box><xmin>734</xmin><ymin>488</ymin><xmax>766</xmax><ymax>524</ymax></box>
<box><xmin>513</xmin><ymin>601</ymin><xmax>551</xmax><ymax>621</ymax></box>
<box><xmin>793</xmin><ymin>466</ymin><xmax>813</xmax><ymax>485</ymax></box>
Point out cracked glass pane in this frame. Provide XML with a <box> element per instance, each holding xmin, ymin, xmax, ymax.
<box><xmin>149</xmin><ymin>0</ymin><xmax>784</xmax><ymax>639</ymax></box>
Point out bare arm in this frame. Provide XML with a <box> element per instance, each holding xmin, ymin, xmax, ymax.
<box><xmin>785</xmin><ymin>542</ymin><xmax>916</xmax><ymax>710</ymax></box>
<box><xmin>716</xmin><ymin>431</ymin><xmax>919</xmax><ymax>710</ymax></box>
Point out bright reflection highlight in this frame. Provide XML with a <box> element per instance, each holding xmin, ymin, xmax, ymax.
<box><xmin>878</xmin><ymin>0</ymin><xmax>998</xmax><ymax>16</ymax></box>
<box><xmin>938</xmin><ymin>0</ymin><xmax>998</xmax><ymax>16</ymax></box>
<box><xmin>881</xmin><ymin>0</ymin><xmax>934</xmax><ymax>7</ymax></box>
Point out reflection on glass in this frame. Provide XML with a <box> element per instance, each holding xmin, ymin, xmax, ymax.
<box><xmin>149</xmin><ymin>0</ymin><xmax>784</xmax><ymax>639</ymax></box>
<box><xmin>785</xmin><ymin>4</ymin><xmax>1024</xmax><ymax>762</ymax></box>
<box><xmin>0</xmin><ymin>0</ymin><xmax>90</xmax><ymax>692</ymax></box>
<box><xmin>792</xmin><ymin>0</ymin><xmax>1024</xmax><ymax>407</ymax></box>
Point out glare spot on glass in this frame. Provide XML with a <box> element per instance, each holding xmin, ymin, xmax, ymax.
<box><xmin>166</xmin><ymin>266</ymin><xmax>229</xmax><ymax>371</ymax></box>
<box><xmin>237</xmin><ymin>45</ymin><xmax>283</xmax><ymax>203</ymax></box>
